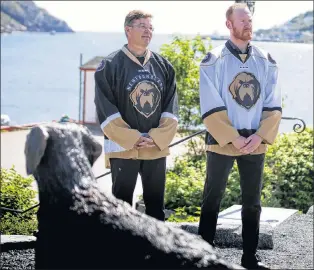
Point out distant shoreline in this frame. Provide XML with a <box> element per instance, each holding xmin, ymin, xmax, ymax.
<box><xmin>1</xmin><ymin>30</ymin><xmax>312</xmax><ymax>44</ymax></box>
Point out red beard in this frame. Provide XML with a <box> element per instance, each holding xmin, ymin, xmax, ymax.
<box><xmin>233</xmin><ymin>26</ymin><xmax>252</xmax><ymax>41</ymax></box>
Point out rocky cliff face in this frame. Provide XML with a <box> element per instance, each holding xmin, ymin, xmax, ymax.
<box><xmin>1</xmin><ymin>1</ymin><xmax>73</xmax><ymax>33</ymax></box>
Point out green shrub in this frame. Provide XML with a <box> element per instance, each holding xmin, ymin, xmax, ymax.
<box><xmin>1</xmin><ymin>213</ymin><xmax>38</xmax><ymax>235</ymax></box>
<box><xmin>160</xmin><ymin>35</ymin><xmax>212</xmax><ymax>129</ymax></box>
<box><xmin>0</xmin><ymin>167</ymin><xmax>38</xmax><ymax>235</ymax></box>
<box><xmin>165</xmin><ymin>128</ymin><xmax>314</xmax><ymax>217</ymax></box>
<box><xmin>263</xmin><ymin>128</ymin><xmax>314</xmax><ymax>212</ymax></box>
<box><xmin>167</xmin><ymin>206</ymin><xmax>201</xmax><ymax>223</ymax></box>
<box><xmin>165</xmin><ymin>156</ymin><xmax>205</xmax><ymax>213</ymax></box>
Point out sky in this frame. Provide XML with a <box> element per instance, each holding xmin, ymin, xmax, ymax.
<box><xmin>34</xmin><ymin>1</ymin><xmax>313</xmax><ymax>35</ymax></box>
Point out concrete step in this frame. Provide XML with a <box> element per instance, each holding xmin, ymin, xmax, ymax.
<box><xmin>1</xmin><ymin>235</ymin><xmax>36</xmax><ymax>252</ymax></box>
<box><xmin>136</xmin><ymin>204</ymin><xmax>299</xmax><ymax>249</ymax></box>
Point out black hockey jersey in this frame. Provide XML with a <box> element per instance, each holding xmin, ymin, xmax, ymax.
<box><xmin>94</xmin><ymin>45</ymin><xmax>179</xmax><ymax>167</ymax></box>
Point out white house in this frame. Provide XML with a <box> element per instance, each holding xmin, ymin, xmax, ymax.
<box><xmin>79</xmin><ymin>56</ymin><xmax>104</xmax><ymax>125</ymax></box>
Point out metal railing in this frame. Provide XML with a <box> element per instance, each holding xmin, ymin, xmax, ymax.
<box><xmin>0</xmin><ymin>116</ymin><xmax>307</xmax><ymax>215</ymax></box>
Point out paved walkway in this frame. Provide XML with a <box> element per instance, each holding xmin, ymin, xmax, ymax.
<box><xmin>1</xmin><ymin>127</ymin><xmax>188</xmax><ymax>207</ymax></box>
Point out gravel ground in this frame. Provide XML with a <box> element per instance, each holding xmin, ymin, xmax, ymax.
<box><xmin>0</xmin><ymin>249</ymin><xmax>34</xmax><ymax>270</ymax></box>
<box><xmin>1</xmin><ymin>213</ymin><xmax>313</xmax><ymax>269</ymax></box>
<box><xmin>216</xmin><ymin>213</ymin><xmax>313</xmax><ymax>269</ymax></box>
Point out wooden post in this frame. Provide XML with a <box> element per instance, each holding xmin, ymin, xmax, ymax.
<box><xmin>78</xmin><ymin>53</ymin><xmax>83</xmax><ymax>122</ymax></box>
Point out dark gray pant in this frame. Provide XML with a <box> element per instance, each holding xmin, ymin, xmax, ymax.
<box><xmin>110</xmin><ymin>157</ymin><xmax>166</xmax><ymax>221</ymax></box>
<box><xmin>198</xmin><ymin>151</ymin><xmax>265</xmax><ymax>255</ymax></box>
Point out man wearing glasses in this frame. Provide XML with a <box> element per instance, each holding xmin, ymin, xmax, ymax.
<box><xmin>94</xmin><ymin>10</ymin><xmax>179</xmax><ymax>221</ymax></box>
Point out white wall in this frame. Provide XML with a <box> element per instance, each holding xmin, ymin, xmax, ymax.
<box><xmin>84</xmin><ymin>71</ymin><xmax>97</xmax><ymax>123</ymax></box>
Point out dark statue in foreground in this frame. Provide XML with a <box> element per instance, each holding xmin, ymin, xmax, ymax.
<box><xmin>25</xmin><ymin>123</ymin><xmax>242</xmax><ymax>269</ymax></box>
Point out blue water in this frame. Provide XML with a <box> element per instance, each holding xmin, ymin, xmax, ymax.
<box><xmin>1</xmin><ymin>32</ymin><xmax>313</xmax><ymax>133</ymax></box>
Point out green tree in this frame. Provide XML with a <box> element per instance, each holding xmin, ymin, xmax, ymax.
<box><xmin>159</xmin><ymin>35</ymin><xmax>212</xmax><ymax>129</ymax></box>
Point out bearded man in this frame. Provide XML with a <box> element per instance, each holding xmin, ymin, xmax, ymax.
<box><xmin>197</xmin><ymin>3</ymin><xmax>282</xmax><ymax>269</ymax></box>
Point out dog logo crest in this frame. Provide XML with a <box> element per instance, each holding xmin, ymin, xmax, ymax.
<box><xmin>229</xmin><ymin>72</ymin><xmax>261</xmax><ymax>110</ymax></box>
<box><xmin>130</xmin><ymin>81</ymin><xmax>161</xmax><ymax>118</ymax></box>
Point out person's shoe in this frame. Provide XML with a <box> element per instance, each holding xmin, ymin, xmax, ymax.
<box><xmin>241</xmin><ymin>254</ymin><xmax>270</xmax><ymax>269</ymax></box>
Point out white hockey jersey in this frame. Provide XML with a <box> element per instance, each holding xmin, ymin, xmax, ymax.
<box><xmin>199</xmin><ymin>40</ymin><xmax>282</xmax><ymax>156</ymax></box>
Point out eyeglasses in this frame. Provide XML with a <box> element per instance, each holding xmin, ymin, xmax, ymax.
<box><xmin>130</xmin><ymin>24</ymin><xmax>154</xmax><ymax>32</ymax></box>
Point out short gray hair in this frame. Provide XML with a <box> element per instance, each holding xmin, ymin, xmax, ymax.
<box><xmin>124</xmin><ymin>10</ymin><xmax>153</xmax><ymax>27</ymax></box>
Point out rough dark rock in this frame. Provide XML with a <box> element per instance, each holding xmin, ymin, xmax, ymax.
<box><xmin>306</xmin><ymin>205</ymin><xmax>313</xmax><ymax>215</ymax></box>
<box><xmin>173</xmin><ymin>222</ymin><xmax>274</xmax><ymax>249</ymax></box>
<box><xmin>136</xmin><ymin>201</ymin><xmax>175</xmax><ymax>219</ymax></box>
<box><xmin>24</xmin><ymin>123</ymin><xmax>241</xmax><ymax>269</ymax></box>
<box><xmin>1</xmin><ymin>213</ymin><xmax>313</xmax><ymax>269</ymax></box>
